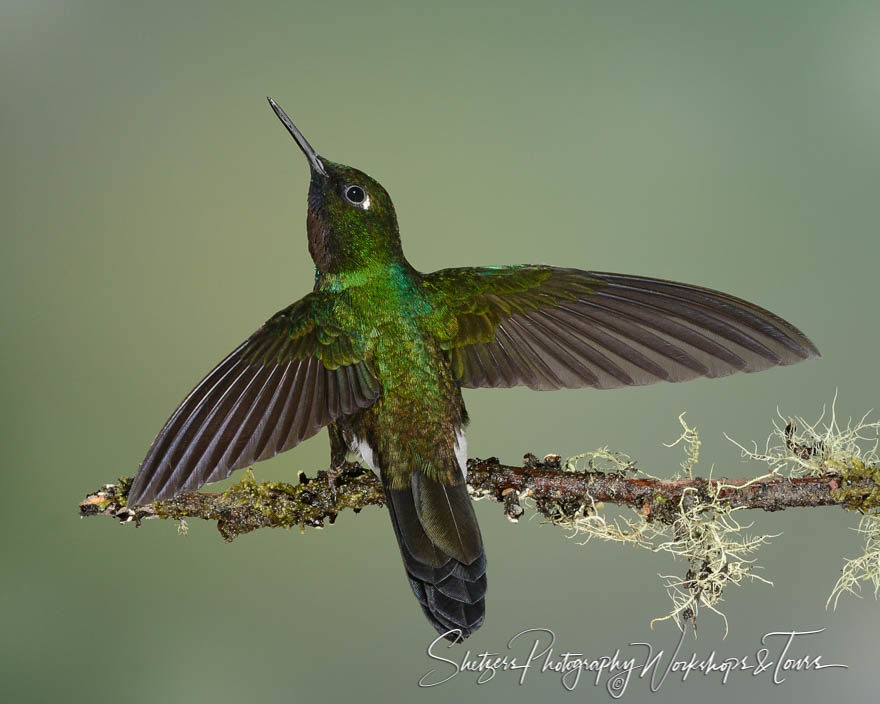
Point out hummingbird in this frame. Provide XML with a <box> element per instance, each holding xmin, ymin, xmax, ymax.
<box><xmin>127</xmin><ymin>98</ymin><xmax>820</xmax><ymax>642</ymax></box>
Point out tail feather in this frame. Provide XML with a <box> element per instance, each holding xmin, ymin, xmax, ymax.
<box><xmin>433</xmin><ymin>570</ymin><xmax>487</xmax><ymax>603</ymax></box>
<box><xmin>408</xmin><ymin>574</ymin><xmax>485</xmax><ymax>634</ymax></box>
<box><xmin>411</xmin><ymin>468</ymin><xmax>484</xmax><ymax>563</ymax></box>
<box><xmin>385</xmin><ymin>472</ymin><xmax>486</xmax><ymax>642</ymax></box>
<box><xmin>426</xmin><ymin>588</ymin><xmax>485</xmax><ymax>631</ymax></box>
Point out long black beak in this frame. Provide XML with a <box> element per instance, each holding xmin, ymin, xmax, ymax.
<box><xmin>267</xmin><ymin>97</ymin><xmax>328</xmax><ymax>177</ymax></box>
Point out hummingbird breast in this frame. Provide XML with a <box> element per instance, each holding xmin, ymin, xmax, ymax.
<box><xmin>330</xmin><ymin>273</ymin><xmax>468</xmax><ymax>489</ymax></box>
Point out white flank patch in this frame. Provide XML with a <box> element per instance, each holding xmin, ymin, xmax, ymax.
<box><xmin>350</xmin><ymin>430</ymin><xmax>468</xmax><ymax>479</ymax></box>
<box><xmin>350</xmin><ymin>436</ymin><xmax>379</xmax><ymax>477</ymax></box>
<box><xmin>454</xmin><ymin>429</ymin><xmax>468</xmax><ymax>478</ymax></box>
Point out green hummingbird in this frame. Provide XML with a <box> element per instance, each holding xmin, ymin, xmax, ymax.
<box><xmin>127</xmin><ymin>98</ymin><xmax>820</xmax><ymax>642</ymax></box>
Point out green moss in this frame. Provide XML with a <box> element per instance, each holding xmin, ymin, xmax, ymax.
<box><xmin>829</xmin><ymin>458</ymin><xmax>880</xmax><ymax>512</ymax></box>
<box><xmin>116</xmin><ymin>476</ymin><xmax>133</xmax><ymax>508</ymax></box>
<box><xmin>222</xmin><ymin>469</ymin><xmax>307</xmax><ymax>528</ymax></box>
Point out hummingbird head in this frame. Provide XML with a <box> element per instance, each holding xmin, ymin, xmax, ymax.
<box><xmin>268</xmin><ymin>98</ymin><xmax>403</xmax><ymax>275</ymax></box>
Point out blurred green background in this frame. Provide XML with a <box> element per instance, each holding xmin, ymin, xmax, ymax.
<box><xmin>3</xmin><ymin>0</ymin><xmax>879</xmax><ymax>701</ymax></box>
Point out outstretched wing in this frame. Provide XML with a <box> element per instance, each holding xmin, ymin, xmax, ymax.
<box><xmin>127</xmin><ymin>293</ymin><xmax>380</xmax><ymax>506</ymax></box>
<box><xmin>423</xmin><ymin>266</ymin><xmax>819</xmax><ymax>391</ymax></box>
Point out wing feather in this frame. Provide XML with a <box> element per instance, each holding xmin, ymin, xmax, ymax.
<box><xmin>424</xmin><ymin>266</ymin><xmax>819</xmax><ymax>391</ymax></box>
<box><xmin>128</xmin><ymin>294</ymin><xmax>380</xmax><ymax>506</ymax></box>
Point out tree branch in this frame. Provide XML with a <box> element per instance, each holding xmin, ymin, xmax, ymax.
<box><xmin>79</xmin><ymin>407</ymin><xmax>880</xmax><ymax>632</ymax></box>
<box><xmin>78</xmin><ymin>453</ymin><xmax>876</xmax><ymax>541</ymax></box>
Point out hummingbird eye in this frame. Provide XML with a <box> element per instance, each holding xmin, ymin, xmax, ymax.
<box><xmin>343</xmin><ymin>185</ymin><xmax>369</xmax><ymax>209</ymax></box>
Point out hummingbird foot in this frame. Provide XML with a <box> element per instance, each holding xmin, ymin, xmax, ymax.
<box><xmin>327</xmin><ymin>465</ymin><xmax>341</xmax><ymax>503</ymax></box>
<box><xmin>325</xmin><ymin>462</ymin><xmax>348</xmax><ymax>504</ymax></box>
<box><xmin>321</xmin><ymin>460</ymin><xmax>368</xmax><ymax>503</ymax></box>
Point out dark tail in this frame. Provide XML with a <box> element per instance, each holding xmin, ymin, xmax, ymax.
<box><xmin>384</xmin><ymin>469</ymin><xmax>487</xmax><ymax>642</ymax></box>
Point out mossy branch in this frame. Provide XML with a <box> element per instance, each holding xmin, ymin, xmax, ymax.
<box><xmin>79</xmin><ymin>403</ymin><xmax>880</xmax><ymax>635</ymax></box>
<box><xmin>79</xmin><ymin>452</ymin><xmax>875</xmax><ymax>538</ymax></box>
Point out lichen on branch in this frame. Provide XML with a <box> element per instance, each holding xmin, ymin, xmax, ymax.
<box><xmin>79</xmin><ymin>401</ymin><xmax>880</xmax><ymax>635</ymax></box>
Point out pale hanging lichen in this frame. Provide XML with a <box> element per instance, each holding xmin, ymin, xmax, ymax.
<box><xmin>546</xmin><ymin>414</ymin><xmax>778</xmax><ymax>636</ymax></box>
<box><xmin>664</xmin><ymin>412</ymin><xmax>702</xmax><ymax>479</ymax></box>
<box><xmin>648</xmin><ymin>479</ymin><xmax>777</xmax><ymax>637</ymax></box>
<box><xmin>556</xmin><ymin>446</ymin><xmax>662</xmax><ymax>548</ymax></box>
<box><xmin>726</xmin><ymin>395</ymin><xmax>880</xmax><ymax>610</ymax></box>
<box><xmin>562</xmin><ymin>446</ymin><xmax>635</xmax><ymax>475</ymax></box>
<box><xmin>649</xmin><ymin>417</ymin><xmax>777</xmax><ymax>636</ymax></box>
<box><xmin>827</xmin><ymin>513</ymin><xmax>880</xmax><ymax>609</ymax></box>
<box><xmin>725</xmin><ymin>392</ymin><xmax>879</xmax><ymax>479</ymax></box>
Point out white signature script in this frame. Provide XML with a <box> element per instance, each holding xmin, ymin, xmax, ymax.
<box><xmin>419</xmin><ymin>627</ymin><xmax>847</xmax><ymax>695</ymax></box>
